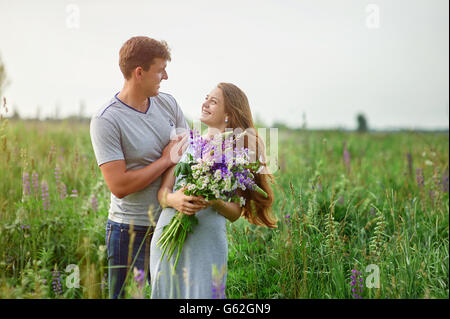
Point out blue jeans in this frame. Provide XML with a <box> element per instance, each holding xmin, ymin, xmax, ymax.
<box><xmin>105</xmin><ymin>219</ymin><xmax>154</xmax><ymax>299</ymax></box>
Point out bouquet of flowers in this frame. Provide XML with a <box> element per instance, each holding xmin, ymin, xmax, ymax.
<box><xmin>157</xmin><ymin>129</ymin><xmax>268</xmax><ymax>271</ymax></box>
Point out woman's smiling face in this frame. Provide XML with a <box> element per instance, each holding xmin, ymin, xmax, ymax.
<box><xmin>200</xmin><ymin>87</ymin><xmax>228</xmax><ymax>128</ymax></box>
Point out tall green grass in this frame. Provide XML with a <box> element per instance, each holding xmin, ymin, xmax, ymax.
<box><xmin>0</xmin><ymin>119</ymin><xmax>448</xmax><ymax>298</ymax></box>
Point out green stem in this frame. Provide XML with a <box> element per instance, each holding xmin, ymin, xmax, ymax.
<box><xmin>173</xmin><ymin>230</ymin><xmax>187</xmax><ymax>272</ymax></box>
<box><xmin>158</xmin><ymin>215</ymin><xmax>178</xmax><ymax>245</ymax></box>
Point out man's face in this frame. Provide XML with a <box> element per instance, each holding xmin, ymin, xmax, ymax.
<box><xmin>139</xmin><ymin>57</ymin><xmax>168</xmax><ymax>97</ymax></box>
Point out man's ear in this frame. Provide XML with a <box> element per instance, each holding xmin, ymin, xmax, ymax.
<box><xmin>134</xmin><ymin>66</ymin><xmax>143</xmax><ymax>80</ymax></box>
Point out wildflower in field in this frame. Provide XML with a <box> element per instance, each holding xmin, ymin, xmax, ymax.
<box><xmin>32</xmin><ymin>172</ymin><xmax>39</xmax><ymax>195</ymax></box>
<box><xmin>133</xmin><ymin>267</ymin><xmax>145</xmax><ymax>289</ymax></box>
<box><xmin>406</xmin><ymin>152</ymin><xmax>413</xmax><ymax>176</ymax></box>
<box><xmin>100</xmin><ymin>273</ymin><xmax>108</xmax><ymax>291</ymax></box>
<box><xmin>212</xmin><ymin>264</ymin><xmax>226</xmax><ymax>299</ymax></box>
<box><xmin>54</xmin><ymin>165</ymin><xmax>62</xmax><ymax>184</ymax></box>
<box><xmin>132</xmin><ymin>267</ymin><xmax>146</xmax><ymax>299</ymax></box>
<box><xmin>41</xmin><ymin>181</ymin><xmax>50</xmax><ymax>210</ymax></box>
<box><xmin>284</xmin><ymin>214</ymin><xmax>291</xmax><ymax>224</ymax></box>
<box><xmin>442</xmin><ymin>170</ymin><xmax>449</xmax><ymax>193</ymax></box>
<box><xmin>52</xmin><ymin>270</ymin><xmax>63</xmax><ymax>297</ymax></box>
<box><xmin>350</xmin><ymin>269</ymin><xmax>364</xmax><ymax>299</ymax></box>
<box><xmin>343</xmin><ymin>142</ymin><xmax>351</xmax><ymax>173</ymax></box>
<box><xmin>22</xmin><ymin>172</ymin><xmax>31</xmax><ymax>197</ymax></box>
<box><xmin>90</xmin><ymin>194</ymin><xmax>98</xmax><ymax>212</ymax></box>
<box><xmin>416</xmin><ymin>168</ymin><xmax>424</xmax><ymax>188</ymax></box>
<box><xmin>70</xmin><ymin>189</ymin><xmax>78</xmax><ymax>198</ymax></box>
<box><xmin>21</xmin><ymin>225</ymin><xmax>30</xmax><ymax>238</ymax></box>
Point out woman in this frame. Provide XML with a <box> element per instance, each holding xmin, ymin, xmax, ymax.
<box><xmin>149</xmin><ymin>82</ymin><xmax>277</xmax><ymax>299</ymax></box>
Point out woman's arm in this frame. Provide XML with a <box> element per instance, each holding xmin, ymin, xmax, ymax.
<box><xmin>210</xmin><ymin>200</ymin><xmax>242</xmax><ymax>222</ymax></box>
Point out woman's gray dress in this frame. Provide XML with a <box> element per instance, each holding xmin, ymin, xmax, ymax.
<box><xmin>150</xmin><ymin>145</ymin><xmax>228</xmax><ymax>299</ymax></box>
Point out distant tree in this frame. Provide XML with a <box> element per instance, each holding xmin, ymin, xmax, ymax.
<box><xmin>356</xmin><ymin>113</ymin><xmax>369</xmax><ymax>132</ymax></box>
<box><xmin>301</xmin><ymin>111</ymin><xmax>307</xmax><ymax>130</ymax></box>
<box><xmin>11</xmin><ymin>105</ymin><xmax>21</xmax><ymax>120</ymax></box>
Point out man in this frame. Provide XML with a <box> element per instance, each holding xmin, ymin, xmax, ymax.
<box><xmin>90</xmin><ymin>36</ymin><xmax>190</xmax><ymax>298</ymax></box>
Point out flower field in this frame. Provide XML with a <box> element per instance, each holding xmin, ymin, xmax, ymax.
<box><xmin>0</xmin><ymin>118</ymin><xmax>448</xmax><ymax>298</ymax></box>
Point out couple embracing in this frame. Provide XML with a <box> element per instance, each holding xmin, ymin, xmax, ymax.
<box><xmin>90</xmin><ymin>36</ymin><xmax>277</xmax><ymax>299</ymax></box>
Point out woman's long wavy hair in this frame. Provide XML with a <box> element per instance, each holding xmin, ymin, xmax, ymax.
<box><xmin>217</xmin><ymin>82</ymin><xmax>277</xmax><ymax>228</ymax></box>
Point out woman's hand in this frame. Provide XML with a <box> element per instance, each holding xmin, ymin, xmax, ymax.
<box><xmin>166</xmin><ymin>187</ymin><xmax>209</xmax><ymax>215</ymax></box>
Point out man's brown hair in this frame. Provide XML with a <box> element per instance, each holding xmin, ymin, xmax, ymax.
<box><xmin>119</xmin><ymin>36</ymin><xmax>171</xmax><ymax>79</ymax></box>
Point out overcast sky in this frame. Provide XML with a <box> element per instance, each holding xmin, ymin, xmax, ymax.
<box><xmin>0</xmin><ymin>0</ymin><xmax>448</xmax><ymax>130</ymax></box>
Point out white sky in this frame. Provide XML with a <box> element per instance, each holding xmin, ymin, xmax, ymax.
<box><xmin>0</xmin><ymin>0</ymin><xmax>448</xmax><ymax>130</ymax></box>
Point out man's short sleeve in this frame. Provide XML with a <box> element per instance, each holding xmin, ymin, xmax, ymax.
<box><xmin>174</xmin><ymin>99</ymin><xmax>190</xmax><ymax>133</ymax></box>
<box><xmin>90</xmin><ymin>117</ymin><xmax>125</xmax><ymax>166</ymax></box>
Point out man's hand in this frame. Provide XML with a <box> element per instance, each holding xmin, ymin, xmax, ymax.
<box><xmin>162</xmin><ymin>133</ymin><xmax>189</xmax><ymax>166</ymax></box>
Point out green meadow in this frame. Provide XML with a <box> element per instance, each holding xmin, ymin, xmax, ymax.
<box><xmin>0</xmin><ymin>119</ymin><xmax>448</xmax><ymax>298</ymax></box>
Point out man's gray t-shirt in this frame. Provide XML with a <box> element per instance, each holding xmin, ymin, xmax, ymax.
<box><xmin>90</xmin><ymin>92</ymin><xmax>190</xmax><ymax>226</ymax></box>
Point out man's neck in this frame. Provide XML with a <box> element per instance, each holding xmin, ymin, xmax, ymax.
<box><xmin>117</xmin><ymin>85</ymin><xmax>149</xmax><ymax>113</ymax></box>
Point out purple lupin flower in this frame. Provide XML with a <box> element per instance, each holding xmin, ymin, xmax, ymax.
<box><xmin>21</xmin><ymin>225</ymin><xmax>30</xmax><ymax>238</ymax></box>
<box><xmin>90</xmin><ymin>194</ymin><xmax>98</xmax><ymax>212</ymax></box>
<box><xmin>350</xmin><ymin>269</ymin><xmax>364</xmax><ymax>299</ymax></box>
<box><xmin>212</xmin><ymin>264</ymin><xmax>226</xmax><ymax>299</ymax></box>
<box><xmin>22</xmin><ymin>172</ymin><xmax>31</xmax><ymax>197</ymax></box>
<box><xmin>54</xmin><ymin>165</ymin><xmax>62</xmax><ymax>185</ymax></box>
<box><xmin>442</xmin><ymin>170</ymin><xmax>449</xmax><ymax>193</ymax></box>
<box><xmin>52</xmin><ymin>270</ymin><xmax>63</xmax><ymax>297</ymax></box>
<box><xmin>100</xmin><ymin>273</ymin><xmax>108</xmax><ymax>291</ymax></box>
<box><xmin>133</xmin><ymin>268</ymin><xmax>145</xmax><ymax>288</ymax></box>
<box><xmin>416</xmin><ymin>168</ymin><xmax>424</xmax><ymax>188</ymax></box>
<box><xmin>343</xmin><ymin>142</ymin><xmax>351</xmax><ymax>173</ymax></box>
<box><xmin>406</xmin><ymin>152</ymin><xmax>413</xmax><ymax>177</ymax></box>
<box><xmin>41</xmin><ymin>181</ymin><xmax>50</xmax><ymax>210</ymax></box>
<box><xmin>212</xmin><ymin>282</ymin><xmax>226</xmax><ymax>299</ymax></box>
<box><xmin>32</xmin><ymin>172</ymin><xmax>39</xmax><ymax>196</ymax></box>
<box><xmin>284</xmin><ymin>214</ymin><xmax>291</xmax><ymax>224</ymax></box>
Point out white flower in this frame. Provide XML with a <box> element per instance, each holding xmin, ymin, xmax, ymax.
<box><xmin>239</xmin><ymin>196</ymin><xmax>246</xmax><ymax>207</ymax></box>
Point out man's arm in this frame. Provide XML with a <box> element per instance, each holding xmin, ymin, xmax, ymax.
<box><xmin>100</xmin><ymin>158</ymin><xmax>170</xmax><ymax>199</ymax></box>
<box><xmin>100</xmin><ymin>135</ymin><xmax>188</xmax><ymax>199</ymax></box>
